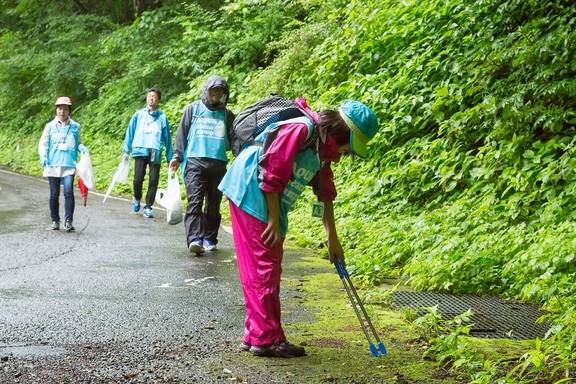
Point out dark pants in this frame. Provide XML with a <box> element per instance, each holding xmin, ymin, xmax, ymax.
<box><xmin>48</xmin><ymin>175</ymin><xmax>75</xmax><ymax>223</ymax></box>
<box><xmin>184</xmin><ymin>157</ymin><xmax>227</xmax><ymax>245</ymax></box>
<box><xmin>133</xmin><ymin>155</ymin><xmax>160</xmax><ymax>207</ymax></box>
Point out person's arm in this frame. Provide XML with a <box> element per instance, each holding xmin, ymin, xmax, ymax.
<box><xmin>122</xmin><ymin>112</ymin><xmax>138</xmax><ymax>157</ymax></box>
<box><xmin>310</xmin><ymin>162</ymin><xmax>340</xmax><ymax>263</ymax></box>
<box><xmin>259</xmin><ymin>122</ymin><xmax>310</xmax><ymax>193</ymax></box>
<box><xmin>162</xmin><ymin>115</ymin><xmax>173</xmax><ymax>162</ymax></box>
<box><xmin>258</xmin><ymin>123</ymin><xmax>309</xmax><ymax>245</ymax></box>
<box><xmin>322</xmin><ymin>199</ymin><xmax>344</xmax><ymax>264</ymax></box>
<box><xmin>38</xmin><ymin>124</ymin><xmax>50</xmax><ymax>167</ymax></box>
<box><xmin>262</xmin><ymin>192</ymin><xmax>281</xmax><ymax>247</ymax></box>
<box><xmin>170</xmin><ymin>104</ymin><xmax>194</xmax><ymax>169</ymax></box>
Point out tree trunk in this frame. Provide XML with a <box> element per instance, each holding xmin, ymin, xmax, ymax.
<box><xmin>72</xmin><ymin>0</ymin><xmax>89</xmax><ymax>13</ymax></box>
<box><xmin>133</xmin><ymin>0</ymin><xmax>157</xmax><ymax>18</ymax></box>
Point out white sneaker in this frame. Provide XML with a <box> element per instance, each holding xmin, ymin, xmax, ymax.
<box><xmin>188</xmin><ymin>240</ymin><xmax>204</xmax><ymax>254</ymax></box>
<box><xmin>203</xmin><ymin>239</ymin><xmax>217</xmax><ymax>251</ymax></box>
<box><xmin>143</xmin><ymin>206</ymin><xmax>153</xmax><ymax>218</ymax></box>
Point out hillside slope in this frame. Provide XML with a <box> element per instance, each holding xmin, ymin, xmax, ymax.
<box><xmin>1</xmin><ymin>1</ymin><xmax>574</xmax><ymax>381</ymax></box>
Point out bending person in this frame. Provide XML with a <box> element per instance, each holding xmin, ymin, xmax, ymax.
<box><xmin>219</xmin><ymin>98</ymin><xmax>379</xmax><ymax>358</ymax></box>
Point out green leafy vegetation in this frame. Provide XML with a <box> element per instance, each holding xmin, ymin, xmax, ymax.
<box><xmin>1</xmin><ymin>0</ymin><xmax>575</xmax><ymax>381</ymax></box>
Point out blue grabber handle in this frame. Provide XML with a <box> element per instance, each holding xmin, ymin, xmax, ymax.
<box><xmin>334</xmin><ymin>257</ymin><xmax>347</xmax><ymax>278</ymax></box>
<box><xmin>334</xmin><ymin>258</ymin><xmax>387</xmax><ymax>357</ymax></box>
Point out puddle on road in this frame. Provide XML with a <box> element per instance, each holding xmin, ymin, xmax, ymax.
<box><xmin>0</xmin><ymin>344</ymin><xmax>65</xmax><ymax>358</ymax></box>
<box><xmin>0</xmin><ymin>210</ymin><xmax>36</xmax><ymax>234</ymax></box>
<box><xmin>152</xmin><ymin>249</ymin><xmax>238</xmax><ymax>289</ymax></box>
<box><xmin>0</xmin><ymin>288</ymin><xmax>34</xmax><ymax>299</ymax></box>
<box><xmin>156</xmin><ymin>276</ymin><xmax>216</xmax><ymax>288</ymax></box>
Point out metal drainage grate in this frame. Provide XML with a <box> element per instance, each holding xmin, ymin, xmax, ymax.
<box><xmin>393</xmin><ymin>291</ymin><xmax>549</xmax><ymax>340</ymax></box>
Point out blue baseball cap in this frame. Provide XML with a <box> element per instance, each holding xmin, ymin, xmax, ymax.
<box><xmin>338</xmin><ymin>100</ymin><xmax>378</xmax><ymax>158</ymax></box>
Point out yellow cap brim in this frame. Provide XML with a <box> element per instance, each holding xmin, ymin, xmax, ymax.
<box><xmin>350</xmin><ymin>132</ymin><xmax>368</xmax><ymax>158</ymax></box>
<box><xmin>339</xmin><ymin>108</ymin><xmax>369</xmax><ymax>158</ymax></box>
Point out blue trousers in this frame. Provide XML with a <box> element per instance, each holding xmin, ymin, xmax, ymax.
<box><xmin>48</xmin><ymin>175</ymin><xmax>75</xmax><ymax>223</ymax></box>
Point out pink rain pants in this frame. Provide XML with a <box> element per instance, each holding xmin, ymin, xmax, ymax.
<box><xmin>229</xmin><ymin>201</ymin><xmax>286</xmax><ymax>346</ymax></box>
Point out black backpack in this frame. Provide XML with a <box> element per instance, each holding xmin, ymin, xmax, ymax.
<box><xmin>230</xmin><ymin>95</ymin><xmax>308</xmax><ymax>156</ymax></box>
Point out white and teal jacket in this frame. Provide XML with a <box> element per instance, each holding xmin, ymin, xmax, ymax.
<box><xmin>122</xmin><ymin>108</ymin><xmax>173</xmax><ymax>164</ymax></box>
<box><xmin>38</xmin><ymin>118</ymin><xmax>81</xmax><ymax>175</ymax></box>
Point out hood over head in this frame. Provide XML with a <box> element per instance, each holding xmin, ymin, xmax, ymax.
<box><xmin>201</xmin><ymin>75</ymin><xmax>229</xmax><ymax>110</ymax></box>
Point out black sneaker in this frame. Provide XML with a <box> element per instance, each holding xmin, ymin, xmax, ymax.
<box><xmin>249</xmin><ymin>341</ymin><xmax>306</xmax><ymax>358</ymax></box>
<box><xmin>64</xmin><ymin>221</ymin><xmax>75</xmax><ymax>232</ymax></box>
<box><xmin>50</xmin><ymin>221</ymin><xmax>60</xmax><ymax>230</ymax></box>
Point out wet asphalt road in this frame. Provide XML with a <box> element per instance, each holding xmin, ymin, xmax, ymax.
<box><xmin>0</xmin><ymin>169</ymin><xmax>253</xmax><ymax>383</ymax></box>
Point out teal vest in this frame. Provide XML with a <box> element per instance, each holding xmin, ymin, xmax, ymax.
<box><xmin>47</xmin><ymin>119</ymin><xmax>80</xmax><ymax>168</ymax></box>
<box><xmin>219</xmin><ymin>116</ymin><xmax>319</xmax><ymax>236</ymax></box>
<box><xmin>132</xmin><ymin>109</ymin><xmax>165</xmax><ymax>150</ymax></box>
<box><xmin>185</xmin><ymin>102</ymin><xmax>228</xmax><ymax>161</ymax></box>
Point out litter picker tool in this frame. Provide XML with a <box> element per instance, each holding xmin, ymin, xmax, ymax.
<box><xmin>334</xmin><ymin>258</ymin><xmax>387</xmax><ymax>357</ymax></box>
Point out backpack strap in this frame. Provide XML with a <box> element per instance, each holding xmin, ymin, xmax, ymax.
<box><xmin>302</xmin><ymin>124</ymin><xmax>319</xmax><ymax>151</ymax></box>
<box><xmin>268</xmin><ymin>115</ymin><xmax>318</xmax><ymax>153</ymax></box>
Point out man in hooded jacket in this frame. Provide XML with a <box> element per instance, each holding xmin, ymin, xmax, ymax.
<box><xmin>170</xmin><ymin>76</ymin><xmax>235</xmax><ymax>254</ymax></box>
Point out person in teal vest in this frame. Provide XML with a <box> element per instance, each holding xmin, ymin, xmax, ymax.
<box><xmin>38</xmin><ymin>96</ymin><xmax>85</xmax><ymax>232</ymax></box>
<box><xmin>169</xmin><ymin>76</ymin><xmax>235</xmax><ymax>254</ymax></box>
<box><xmin>122</xmin><ymin>88</ymin><xmax>173</xmax><ymax>218</ymax></box>
<box><xmin>218</xmin><ymin>98</ymin><xmax>379</xmax><ymax>358</ymax></box>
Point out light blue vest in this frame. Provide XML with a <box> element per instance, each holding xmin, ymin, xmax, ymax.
<box><xmin>46</xmin><ymin>119</ymin><xmax>80</xmax><ymax>168</ymax></box>
<box><xmin>132</xmin><ymin>109</ymin><xmax>165</xmax><ymax>150</ymax></box>
<box><xmin>219</xmin><ymin>116</ymin><xmax>319</xmax><ymax>236</ymax></box>
<box><xmin>185</xmin><ymin>102</ymin><xmax>228</xmax><ymax>161</ymax></box>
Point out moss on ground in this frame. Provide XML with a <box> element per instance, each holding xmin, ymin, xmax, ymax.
<box><xmin>213</xmin><ymin>251</ymin><xmax>436</xmax><ymax>383</ymax></box>
<box><xmin>207</xmin><ymin>248</ymin><xmax>530</xmax><ymax>383</ymax></box>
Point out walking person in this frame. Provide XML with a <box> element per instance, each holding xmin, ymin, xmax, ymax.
<box><xmin>169</xmin><ymin>76</ymin><xmax>234</xmax><ymax>254</ymax></box>
<box><xmin>38</xmin><ymin>96</ymin><xmax>85</xmax><ymax>232</ymax></box>
<box><xmin>122</xmin><ymin>88</ymin><xmax>173</xmax><ymax>218</ymax></box>
<box><xmin>218</xmin><ymin>98</ymin><xmax>379</xmax><ymax>357</ymax></box>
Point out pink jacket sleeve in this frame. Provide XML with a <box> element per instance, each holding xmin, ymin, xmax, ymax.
<box><xmin>260</xmin><ymin>122</ymin><xmax>310</xmax><ymax>193</ymax></box>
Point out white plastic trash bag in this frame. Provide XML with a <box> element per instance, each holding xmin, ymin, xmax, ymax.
<box><xmin>103</xmin><ymin>157</ymin><xmax>130</xmax><ymax>203</ymax></box>
<box><xmin>76</xmin><ymin>147</ymin><xmax>95</xmax><ymax>190</ymax></box>
<box><xmin>156</xmin><ymin>169</ymin><xmax>182</xmax><ymax>225</ymax></box>
<box><xmin>115</xmin><ymin>157</ymin><xmax>130</xmax><ymax>184</ymax></box>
